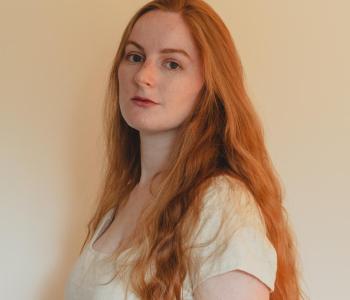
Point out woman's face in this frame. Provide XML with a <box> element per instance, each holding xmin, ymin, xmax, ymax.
<box><xmin>118</xmin><ymin>10</ymin><xmax>204</xmax><ymax>134</ymax></box>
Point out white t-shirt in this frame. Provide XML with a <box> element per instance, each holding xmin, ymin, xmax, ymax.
<box><xmin>64</xmin><ymin>175</ymin><xmax>277</xmax><ymax>299</ymax></box>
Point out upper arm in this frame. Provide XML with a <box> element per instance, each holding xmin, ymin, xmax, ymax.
<box><xmin>187</xmin><ymin>176</ymin><xmax>277</xmax><ymax>299</ymax></box>
<box><xmin>193</xmin><ymin>269</ymin><xmax>270</xmax><ymax>300</ymax></box>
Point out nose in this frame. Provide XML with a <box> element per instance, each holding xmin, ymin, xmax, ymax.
<box><xmin>133</xmin><ymin>60</ymin><xmax>155</xmax><ymax>87</ymax></box>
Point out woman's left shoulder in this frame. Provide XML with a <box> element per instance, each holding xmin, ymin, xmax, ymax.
<box><xmin>202</xmin><ymin>174</ymin><xmax>267</xmax><ymax>231</ymax></box>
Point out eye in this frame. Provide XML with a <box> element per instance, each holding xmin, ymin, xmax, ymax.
<box><xmin>164</xmin><ymin>60</ymin><xmax>182</xmax><ymax>71</ymax></box>
<box><xmin>125</xmin><ymin>53</ymin><xmax>144</xmax><ymax>63</ymax></box>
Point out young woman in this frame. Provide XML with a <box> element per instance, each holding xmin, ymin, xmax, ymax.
<box><xmin>65</xmin><ymin>0</ymin><xmax>304</xmax><ymax>299</ymax></box>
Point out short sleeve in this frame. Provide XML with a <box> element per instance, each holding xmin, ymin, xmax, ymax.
<box><xmin>188</xmin><ymin>175</ymin><xmax>277</xmax><ymax>293</ymax></box>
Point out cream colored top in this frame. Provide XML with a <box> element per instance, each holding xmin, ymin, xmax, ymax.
<box><xmin>64</xmin><ymin>175</ymin><xmax>277</xmax><ymax>299</ymax></box>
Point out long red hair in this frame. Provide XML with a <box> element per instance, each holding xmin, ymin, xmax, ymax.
<box><xmin>81</xmin><ymin>0</ymin><xmax>305</xmax><ymax>299</ymax></box>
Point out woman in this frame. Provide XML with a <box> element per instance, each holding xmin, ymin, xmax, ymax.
<box><xmin>65</xmin><ymin>0</ymin><xmax>304</xmax><ymax>299</ymax></box>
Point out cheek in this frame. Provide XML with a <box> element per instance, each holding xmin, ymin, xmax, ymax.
<box><xmin>117</xmin><ymin>65</ymin><xmax>127</xmax><ymax>86</ymax></box>
<box><xmin>167</xmin><ymin>76</ymin><xmax>203</xmax><ymax>110</ymax></box>
<box><xmin>160</xmin><ymin>81</ymin><xmax>202</xmax><ymax>127</ymax></box>
<box><xmin>118</xmin><ymin>66</ymin><xmax>133</xmax><ymax>100</ymax></box>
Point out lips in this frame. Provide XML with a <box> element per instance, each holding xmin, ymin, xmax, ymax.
<box><xmin>131</xmin><ymin>96</ymin><xmax>158</xmax><ymax>104</ymax></box>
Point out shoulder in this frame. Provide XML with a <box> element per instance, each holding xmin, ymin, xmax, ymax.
<box><xmin>192</xmin><ymin>174</ymin><xmax>268</xmax><ymax>249</ymax></box>
<box><xmin>200</xmin><ymin>174</ymin><xmax>267</xmax><ymax>232</ymax></box>
<box><xmin>203</xmin><ymin>174</ymin><xmax>256</xmax><ymax>208</ymax></box>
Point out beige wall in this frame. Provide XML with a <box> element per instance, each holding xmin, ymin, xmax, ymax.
<box><xmin>1</xmin><ymin>1</ymin><xmax>348</xmax><ymax>299</ymax></box>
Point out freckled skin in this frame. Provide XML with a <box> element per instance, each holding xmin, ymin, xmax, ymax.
<box><xmin>118</xmin><ymin>10</ymin><xmax>204</xmax><ymax>134</ymax></box>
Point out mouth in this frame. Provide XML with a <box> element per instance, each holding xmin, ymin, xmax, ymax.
<box><xmin>131</xmin><ymin>96</ymin><xmax>158</xmax><ymax>104</ymax></box>
<box><xmin>131</xmin><ymin>96</ymin><xmax>159</xmax><ymax>108</ymax></box>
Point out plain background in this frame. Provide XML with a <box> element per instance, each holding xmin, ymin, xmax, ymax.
<box><xmin>1</xmin><ymin>0</ymin><xmax>349</xmax><ymax>299</ymax></box>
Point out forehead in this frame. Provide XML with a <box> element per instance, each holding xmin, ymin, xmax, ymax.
<box><xmin>127</xmin><ymin>10</ymin><xmax>200</xmax><ymax>59</ymax></box>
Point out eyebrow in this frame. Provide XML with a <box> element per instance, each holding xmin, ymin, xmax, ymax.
<box><xmin>125</xmin><ymin>40</ymin><xmax>191</xmax><ymax>60</ymax></box>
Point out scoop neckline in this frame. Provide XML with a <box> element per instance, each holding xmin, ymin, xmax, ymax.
<box><xmin>86</xmin><ymin>210</ymin><xmax>136</xmax><ymax>259</ymax></box>
<box><xmin>86</xmin><ymin>175</ymin><xmax>228</xmax><ymax>257</ymax></box>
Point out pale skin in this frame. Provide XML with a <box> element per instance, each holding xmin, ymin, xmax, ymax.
<box><xmin>101</xmin><ymin>9</ymin><xmax>271</xmax><ymax>299</ymax></box>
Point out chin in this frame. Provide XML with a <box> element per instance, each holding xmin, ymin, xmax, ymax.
<box><xmin>124</xmin><ymin>119</ymin><xmax>158</xmax><ymax>133</ymax></box>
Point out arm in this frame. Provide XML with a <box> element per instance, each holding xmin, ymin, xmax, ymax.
<box><xmin>190</xmin><ymin>176</ymin><xmax>276</xmax><ymax>299</ymax></box>
<box><xmin>193</xmin><ymin>269</ymin><xmax>270</xmax><ymax>300</ymax></box>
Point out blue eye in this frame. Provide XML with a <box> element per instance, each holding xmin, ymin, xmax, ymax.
<box><xmin>165</xmin><ymin>61</ymin><xmax>181</xmax><ymax>70</ymax></box>
<box><xmin>126</xmin><ymin>53</ymin><xmax>143</xmax><ymax>63</ymax></box>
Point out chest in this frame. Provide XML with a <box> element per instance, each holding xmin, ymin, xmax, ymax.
<box><xmin>92</xmin><ymin>189</ymin><xmax>153</xmax><ymax>255</ymax></box>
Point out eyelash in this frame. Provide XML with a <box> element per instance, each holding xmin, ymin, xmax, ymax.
<box><xmin>124</xmin><ymin>52</ymin><xmax>183</xmax><ymax>71</ymax></box>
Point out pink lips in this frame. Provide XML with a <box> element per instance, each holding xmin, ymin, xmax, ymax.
<box><xmin>131</xmin><ymin>96</ymin><xmax>159</xmax><ymax>108</ymax></box>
